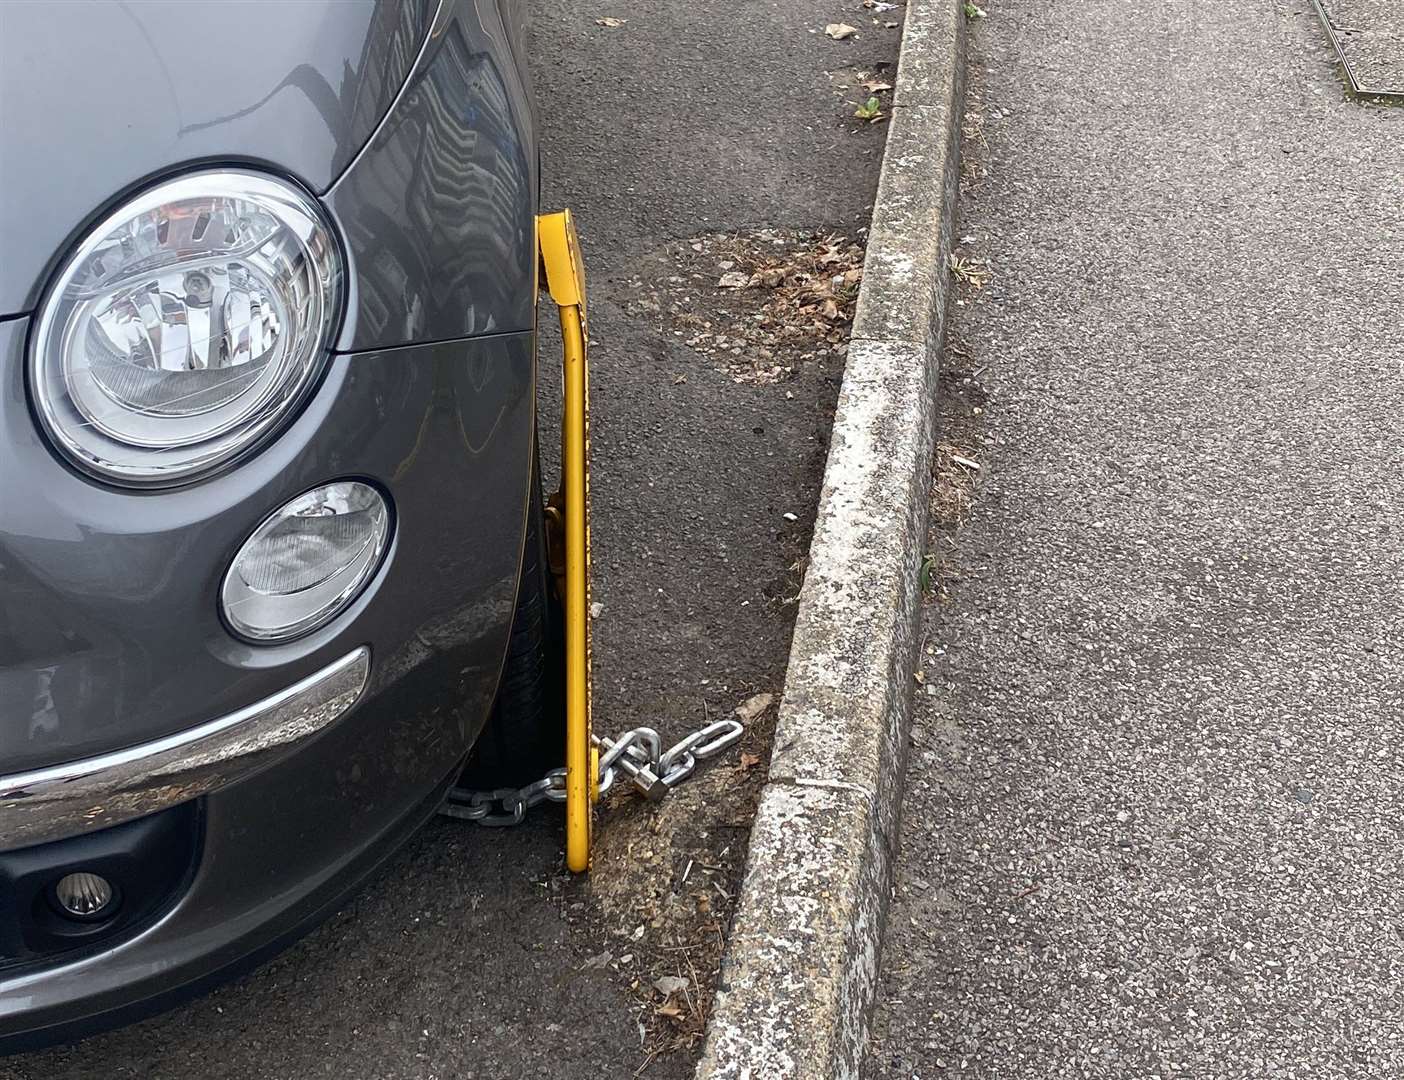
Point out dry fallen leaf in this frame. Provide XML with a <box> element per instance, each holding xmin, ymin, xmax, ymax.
<box><xmin>654</xmin><ymin>975</ymin><xmax>690</xmax><ymax>997</ymax></box>
<box><xmin>655</xmin><ymin>231</ymin><xmax>867</xmax><ymax>385</ymax></box>
<box><xmin>824</xmin><ymin>22</ymin><xmax>858</xmax><ymax>39</ymax></box>
<box><xmin>595</xmin><ymin>16</ymin><xmax>625</xmax><ymax>27</ymax></box>
<box><xmin>862</xmin><ymin>80</ymin><xmax>894</xmax><ymax>93</ymax></box>
<box><xmin>735</xmin><ymin>692</ymin><xmax>775</xmax><ymax>723</ymax></box>
<box><xmin>739</xmin><ymin>752</ymin><xmax>763</xmax><ymax>771</ymax></box>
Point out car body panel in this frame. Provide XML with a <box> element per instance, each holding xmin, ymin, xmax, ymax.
<box><xmin>0</xmin><ymin>0</ymin><xmax>439</xmax><ymax>319</ymax></box>
<box><xmin>0</xmin><ymin>327</ymin><xmax>536</xmax><ymax>1041</ymax></box>
<box><xmin>0</xmin><ymin>0</ymin><xmax>541</xmax><ymax>1042</ymax></box>
<box><xmin>0</xmin><ymin>318</ymin><xmax>535</xmax><ymax>778</ymax></box>
<box><xmin>328</xmin><ymin>0</ymin><xmax>538</xmax><ymax>350</ymax></box>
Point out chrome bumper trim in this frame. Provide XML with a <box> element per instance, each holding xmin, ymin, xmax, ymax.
<box><xmin>0</xmin><ymin>647</ymin><xmax>370</xmax><ymax>853</ymax></box>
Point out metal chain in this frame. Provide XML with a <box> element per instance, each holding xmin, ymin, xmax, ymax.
<box><xmin>438</xmin><ymin>718</ymin><xmax>745</xmax><ymax>827</ymax></box>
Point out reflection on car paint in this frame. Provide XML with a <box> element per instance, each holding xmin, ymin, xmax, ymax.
<box><xmin>330</xmin><ymin>10</ymin><xmax>535</xmax><ymax>351</ymax></box>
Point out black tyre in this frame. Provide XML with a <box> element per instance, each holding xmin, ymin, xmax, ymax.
<box><xmin>460</xmin><ymin>455</ymin><xmax>566</xmax><ymax>787</ymax></box>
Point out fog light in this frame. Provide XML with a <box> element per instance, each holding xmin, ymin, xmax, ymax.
<box><xmin>222</xmin><ymin>481</ymin><xmax>390</xmax><ymax>642</ymax></box>
<box><xmin>53</xmin><ymin>872</ymin><xmax>115</xmax><ymax>920</ymax></box>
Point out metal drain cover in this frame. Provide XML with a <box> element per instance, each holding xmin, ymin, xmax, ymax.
<box><xmin>1315</xmin><ymin>0</ymin><xmax>1404</xmax><ymax>96</ymax></box>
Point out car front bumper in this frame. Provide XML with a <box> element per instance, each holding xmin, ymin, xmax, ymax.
<box><xmin>0</xmin><ymin>648</ymin><xmax>371</xmax><ymax>853</ymax></box>
<box><xmin>0</xmin><ymin>320</ymin><xmax>537</xmax><ymax>1047</ymax></box>
<box><xmin>0</xmin><ymin>647</ymin><xmax>464</xmax><ymax>1050</ymax></box>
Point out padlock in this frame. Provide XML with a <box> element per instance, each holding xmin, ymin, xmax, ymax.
<box><xmin>598</xmin><ymin>736</ymin><xmax>668</xmax><ymax>802</ymax></box>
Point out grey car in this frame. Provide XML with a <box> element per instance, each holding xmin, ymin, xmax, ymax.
<box><xmin>0</xmin><ymin>0</ymin><xmax>558</xmax><ymax>1048</ymax></box>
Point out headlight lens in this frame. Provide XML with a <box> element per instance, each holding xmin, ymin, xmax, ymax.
<box><xmin>30</xmin><ymin>170</ymin><xmax>341</xmax><ymax>485</ymax></box>
<box><xmin>222</xmin><ymin>481</ymin><xmax>390</xmax><ymax>642</ymax></box>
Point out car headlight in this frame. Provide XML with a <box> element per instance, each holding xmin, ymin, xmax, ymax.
<box><xmin>29</xmin><ymin>170</ymin><xmax>342</xmax><ymax>485</ymax></box>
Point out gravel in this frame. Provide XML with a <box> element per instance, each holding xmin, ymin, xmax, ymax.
<box><xmin>868</xmin><ymin>1</ymin><xmax>1404</xmax><ymax>1077</ymax></box>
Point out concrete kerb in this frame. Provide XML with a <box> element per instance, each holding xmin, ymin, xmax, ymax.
<box><xmin>695</xmin><ymin>2</ymin><xmax>967</xmax><ymax>1078</ymax></box>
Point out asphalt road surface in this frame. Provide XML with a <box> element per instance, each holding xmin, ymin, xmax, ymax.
<box><xmin>869</xmin><ymin>2</ymin><xmax>1404</xmax><ymax>1078</ymax></box>
<box><xmin>3</xmin><ymin>2</ymin><xmax>896</xmax><ymax>1079</ymax></box>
